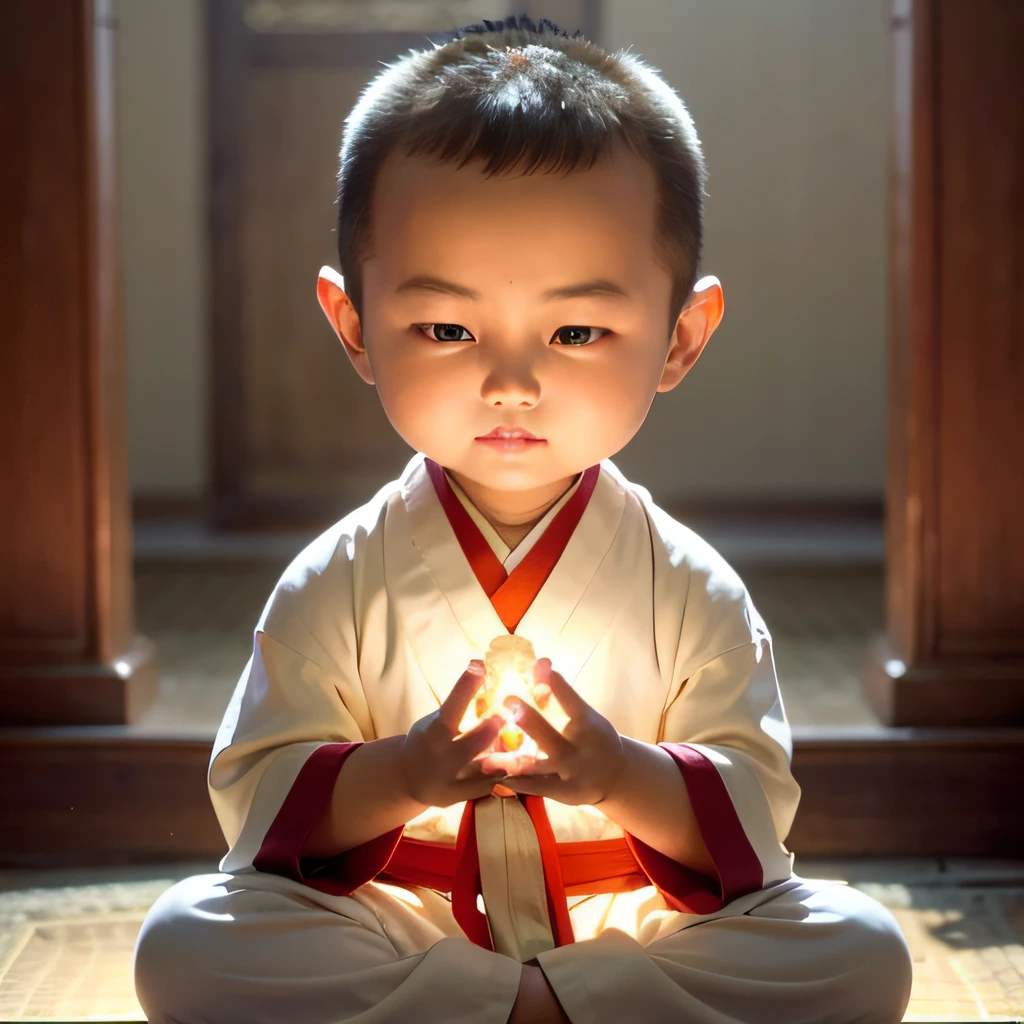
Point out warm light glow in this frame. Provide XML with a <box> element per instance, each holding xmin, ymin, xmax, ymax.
<box><xmin>458</xmin><ymin>635</ymin><xmax>563</xmax><ymax>757</ymax></box>
<box><xmin>493</xmin><ymin>664</ymin><xmax>539</xmax><ymax>754</ymax></box>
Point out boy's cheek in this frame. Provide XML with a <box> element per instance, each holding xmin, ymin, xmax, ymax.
<box><xmin>375</xmin><ymin>371</ymin><xmax>472</xmax><ymax>450</ymax></box>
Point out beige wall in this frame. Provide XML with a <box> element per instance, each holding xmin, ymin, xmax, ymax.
<box><xmin>118</xmin><ymin>0</ymin><xmax>889</xmax><ymax>501</ymax></box>
<box><xmin>117</xmin><ymin>0</ymin><xmax>207</xmax><ymax>497</ymax></box>
<box><xmin>605</xmin><ymin>0</ymin><xmax>890</xmax><ymax>499</ymax></box>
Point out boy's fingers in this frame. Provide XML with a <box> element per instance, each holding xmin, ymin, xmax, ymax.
<box><xmin>437</xmin><ymin>661</ymin><xmax>485</xmax><ymax>733</ymax></box>
<box><xmin>455</xmin><ymin>774</ymin><xmax>509</xmax><ymax>800</ymax></box>
<box><xmin>533</xmin><ymin>661</ymin><xmax>587</xmax><ymax>718</ymax></box>
<box><xmin>478</xmin><ymin>749</ymin><xmax>547</xmax><ymax>777</ymax></box>
<box><xmin>451</xmin><ymin>714</ymin><xmax>503</xmax><ymax>761</ymax></box>
<box><xmin>454</xmin><ymin>756</ymin><xmax>505</xmax><ymax>782</ymax></box>
<box><xmin>508</xmin><ymin>701</ymin><xmax>572</xmax><ymax>760</ymax></box>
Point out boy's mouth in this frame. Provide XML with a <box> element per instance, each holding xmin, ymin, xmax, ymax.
<box><xmin>475</xmin><ymin>426</ymin><xmax>547</xmax><ymax>450</ymax></box>
<box><xmin>477</xmin><ymin>426</ymin><xmax>543</xmax><ymax>441</ymax></box>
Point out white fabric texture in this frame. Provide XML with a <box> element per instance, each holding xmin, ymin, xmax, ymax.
<box><xmin>134</xmin><ymin>872</ymin><xmax>912</xmax><ymax>1024</ymax></box>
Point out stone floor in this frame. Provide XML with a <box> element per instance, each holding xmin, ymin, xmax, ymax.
<box><xmin>0</xmin><ymin>858</ymin><xmax>1021</xmax><ymax>1021</ymax></box>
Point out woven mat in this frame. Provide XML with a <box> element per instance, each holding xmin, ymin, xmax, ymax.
<box><xmin>0</xmin><ymin>880</ymin><xmax>171</xmax><ymax>1020</ymax></box>
<box><xmin>0</xmin><ymin>871</ymin><xmax>1021</xmax><ymax>1021</ymax></box>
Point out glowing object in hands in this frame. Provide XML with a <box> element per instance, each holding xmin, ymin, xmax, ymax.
<box><xmin>458</xmin><ymin>635</ymin><xmax>553</xmax><ymax>756</ymax></box>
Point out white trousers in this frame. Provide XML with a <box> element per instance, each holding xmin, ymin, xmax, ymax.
<box><xmin>133</xmin><ymin>872</ymin><xmax>912</xmax><ymax>1024</ymax></box>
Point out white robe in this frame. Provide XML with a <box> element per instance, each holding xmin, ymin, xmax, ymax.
<box><xmin>133</xmin><ymin>454</ymin><xmax>913</xmax><ymax>1024</ymax></box>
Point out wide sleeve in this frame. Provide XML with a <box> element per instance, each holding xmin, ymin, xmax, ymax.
<box><xmin>625</xmin><ymin>506</ymin><xmax>799</xmax><ymax>912</ymax></box>
<box><xmin>208</xmin><ymin>518</ymin><xmax>404</xmax><ymax>893</ymax></box>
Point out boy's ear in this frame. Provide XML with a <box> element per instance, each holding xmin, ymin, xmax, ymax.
<box><xmin>317</xmin><ymin>266</ymin><xmax>374</xmax><ymax>385</ymax></box>
<box><xmin>658</xmin><ymin>275</ymin><xmax>724</xmax><ymax>393</ymax></box>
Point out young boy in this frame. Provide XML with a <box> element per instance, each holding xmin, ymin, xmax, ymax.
<box><xmin>135</xmin><ymin>17</ymin><xmax>912</xmax><ymax>1024</ymax></box>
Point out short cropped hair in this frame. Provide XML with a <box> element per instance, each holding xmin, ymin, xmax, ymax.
<box><xmin>335</xmin><ymin>15</ymin><xmax>707</xmax><ymax>328</ymax></box>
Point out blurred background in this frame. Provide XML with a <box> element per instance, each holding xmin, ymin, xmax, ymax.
<box><xmin>122</xmin><ymin>0</ymin><xmax>889</xmax><ymax>526</ymax></box>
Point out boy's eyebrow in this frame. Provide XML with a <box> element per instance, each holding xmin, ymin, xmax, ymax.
<box><xmin>394</xmin><ymin>275</ymin><xmax>632</xmax><ymax>301</ymax></box>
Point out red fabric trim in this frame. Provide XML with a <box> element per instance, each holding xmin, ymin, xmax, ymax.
<box><xmin>253</xmin><ymin>742</ymin><xmax>404</xmax><ymax>897</ymax></box>
<box><xmin>381</xmin><ymin>834</ymin><xmax>649</xmax><ymax>899</ymax></box>
<box><xmin>557</xmin><ymin>840</ymin><xmax>649</xmax><ymax>896</ymax></box>
<box><xmin>450</xmin><ymin>800</ymin><xmax>493</xmax><ymax>950</ymax></box>
<box><xmin>523</xmin><ymin>796</ymin><xmax>576</xmax><ymax>945</ymax></box>
<box><xmin>624</xmin><ymin>743</ymin><xmax>763</xmax><ymax>912</ymax></box>
<box><xmin>622</xmin><ymin>833</ymin><xmax>726</xmax><ymax>916</ymax></box>
<box><xmin>490</xmin><ymin>465</ymin><xmax>600</xmax><ymax>631</ymax></box>
<box><xmin>424</xmin><ymin>459</ymin><xmax>601</xmax><ymax>632</ymax></box>
<box><xmin>424</xmin><ymin>459</ymin><xmax>506</xmax><ymax>596</ymax></box>
<box><xmin>378</xmin><ymin>836</ymin><xmax>460</xmax><ymax>893</ymax></box>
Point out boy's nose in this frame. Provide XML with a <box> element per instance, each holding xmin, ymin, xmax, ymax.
<box><xmin>480</xmin><ymin>363</ymin><xmax>541</xmax><ymax>407</ymax></box>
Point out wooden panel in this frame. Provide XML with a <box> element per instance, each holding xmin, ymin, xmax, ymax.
<box><xmin>92</xmin><ymin>0</ymin><xmax>135</xmax><ymax>664</ymax></box>
<box><xmin>864</xmin><ymin>635</ymin><xmax>1024</xmax><ymax>727</ymax></box>
<box><xmin>788</xmin><ymin>727</ymin><xmax>1024</xmax><ymax>857</ymax></box>
<box><xmin>0</xmin><ymin>638</ymin><xmax>157</xmax><ymax>727</ymax></box>
<box><xmin>240</xmin><ymin>65</ymin><xmax>412</xmax><ymax>507</ymax></box>
<box><xmin>0</xmin><ymin>0</ymin><xmax>90</xmax><ymax>656</ymax></box>
<box><xmin>868</xmin><ymin>0</ymin><xmax>1024</xmax><ymax>724</ymax></box>
<box><xmin>0</xmin><ymin>0</ymin><xmax>134</xmax><ymax>662</ymax></box>
<box><xmin>0</xmin><ymin>730</ymin><xmax>224</xmax><ymax>866</ymax></box>
<box><xmin>0</xmin><ymin>0</ymin><xmax>154</xmax><ymax>724</ymax></box>
<box><xmin>208</xmin><ymin>0</ymin><xmax>247</xmax><ymax>519</ymax></box>
<box><xmin>2</xmin><ymin>726</ymin><xmax>1020</xmax><ymax>866</ymax></box>
<box><xmin>884</xmin><ymin>0</ymin><xmax>939</xmax><ymax>667</ymax></box>
<box><xmin>935</xmin><ymin>0</ymin><xmax>1024</xmax><ymax>656</ymax></box>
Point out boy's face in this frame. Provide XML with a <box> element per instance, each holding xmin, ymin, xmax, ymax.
<box><xmin>319</xmin><ymin>143</ymin><xmax>722</xmax><ymax>499</ymax></box>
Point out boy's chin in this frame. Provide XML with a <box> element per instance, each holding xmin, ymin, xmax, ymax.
<box><xmin>448</xmin><ymin>455</ymin><xmax>578</xmax><ymax>495</ymax></box>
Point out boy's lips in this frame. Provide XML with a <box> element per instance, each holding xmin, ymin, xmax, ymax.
<box><xmin>476</xmin><ymin>426</ymin><xmax>543</xmax><ymax>441</ymax></box>
<box><xmin>474</xmin><ymin>426</ymin><xmax>547</xmax><ymax>451</ymax></box>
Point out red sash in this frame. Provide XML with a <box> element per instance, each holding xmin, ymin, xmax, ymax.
<box><xmin>378</xmin><ymin>831</ymin><xmax>651</xmax><ymax>950</ymax></box>
<box><xmin>389</xmin><ymin>460</ymin><xmax>630</xmax><ymax>949</ymax></box>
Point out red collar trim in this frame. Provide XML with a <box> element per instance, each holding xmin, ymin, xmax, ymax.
<box><xmin>424</xmin><ymin>460</ymin><xmax>600</xmax><ymax>632</ymax></box>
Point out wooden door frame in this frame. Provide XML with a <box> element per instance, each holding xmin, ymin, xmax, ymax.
<box><xmin>863</xmin><ymin>0</ymin><xmax>1024</xmax><ymax>727</ymax></box>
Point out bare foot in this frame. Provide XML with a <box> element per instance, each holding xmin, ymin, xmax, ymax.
<box><xmin>507</xmin><ymin>964</ymin><xmax>571</xmax><ymax>1024</ymax></box>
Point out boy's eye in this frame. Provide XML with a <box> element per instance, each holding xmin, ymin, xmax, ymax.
<box><xmin>419</xmin><ymin>323</ymin><xmax>475</xmax><ymax>342</ymax></box>
<box><xmin>416</xmin><ymin>324</ymin><xmax>607</xmax><ymax>345</ymax></box>
<box><xmin>552</xmin><ymin>326</ymin><xmax>607</xmax><ymax>346</ymax></box>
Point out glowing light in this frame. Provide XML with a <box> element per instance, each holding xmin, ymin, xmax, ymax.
<box><xmin>459</xmin><ymin>636</ymin><xmax>541</xmax><ymax>755</ymax></box>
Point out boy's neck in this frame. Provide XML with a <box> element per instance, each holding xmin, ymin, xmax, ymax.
<box><xmin>447</xmin><ymin>470</ymin><xmax>580</xmax><ymax>550</ymax></box>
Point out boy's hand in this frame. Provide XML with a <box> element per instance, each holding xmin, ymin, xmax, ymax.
<box><xmin>478</xmin><ymin>659</ymin><xmax>626</xmax><ymax>806</ymax></box>
<box><xmin>399</xmin><ymin>660</ymin><xmax>509</xmax><ymax>808</ymax></box>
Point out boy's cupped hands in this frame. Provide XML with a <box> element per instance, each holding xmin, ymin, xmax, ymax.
<box><xmin>477</xmin><ymin>659</ymin><xmax>627</xmax><ymax>807</ymax></box>
<box><xmin>399</xmin><ymin>657</ymin><xmax>627</xmax><ymax>809</ymax></box>
<box><xmin>398</xmin><ymin>660</ymin><xmax>511</xmax><ymax>808</ymax></box>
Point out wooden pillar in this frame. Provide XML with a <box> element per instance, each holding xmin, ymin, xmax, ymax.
<box><xmin>865</xmin><ymin>0</ymin><xmax>1024</xmax><ymax>727</ymax></box>
<box><xmin>0</xmin><ymin>0</ymin><xmax>157</xmax><ymax>725</ymax></box>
